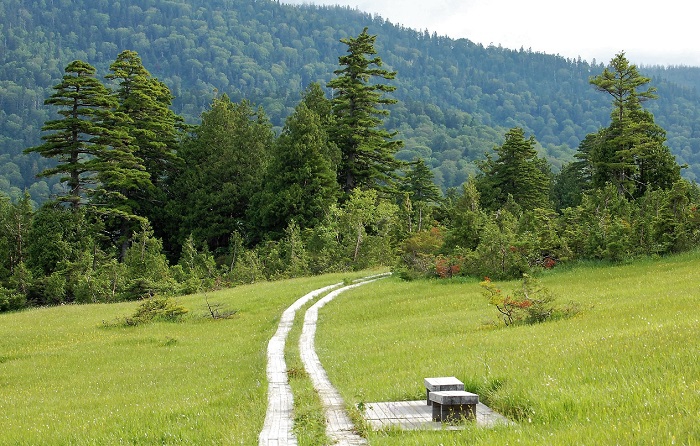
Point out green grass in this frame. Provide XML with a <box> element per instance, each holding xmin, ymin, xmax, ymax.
<box><xmin>0</xmin><ymin>272</ymin><xmax>370</xmax><ymax>445</ymax></box>
<box><xmin>316</xmin><ymin>252</ymin><xmax>700</xmax><ymax>445</ymax></box>
<box><xmin>3</xmin><ymin>257</ymin><xmax>699</xmax><ymax>445</ymax></box>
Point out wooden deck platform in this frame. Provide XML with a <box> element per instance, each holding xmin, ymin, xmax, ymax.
<box><xmin>363</xmin><ymin>400</ymin><xmax>511</xmax><ymax>431</ymax></box>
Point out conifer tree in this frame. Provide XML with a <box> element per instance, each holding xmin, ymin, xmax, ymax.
<box><xmin>250</xmin><ymin>100</ymin><xmax>339</xmax><ymax>240</ymax></box>
<box><xmin>25</xmin><ymin>60</ymin><xmax>151</xmax><ymax>255</ymax></box>
<box><xmin>167</xmin><ymin>95</ymin><xmax>273</xmax><ymax>253</ymax></box>
<box><xmin>400</xmin><ymin>158</ymin><xmax>441</xmax><ymax>232</ymax></box>
<box><xmin>106</xmin><ymin>50</ymin><xmax>182</xmax><ymax>190</ymax></box>
<box><xmin>327</xmin><ymin>27</ymin><xmax>403</xmax><ymax>195</ymax></box>
<box><xmin>582</xmin><ymin>52</ymin><xmax>681</xmax><ymax>198</ymax></box>
<box><xmin>106</xmin><ymin>51</ymin><xmax>184</xmax><ymax>234</ymax></box>
<box><xmin>25</xmin><ymin>60</ymin><xmax>120</xmax><ymax>209</ymax></box>
<box><xmin>478</xmin><ymin>127</ymin><xmax>551</xmax><ymax>211</ymax></box>
<box><xmin>301</xmin><ymin>82</ymin><xmax>341</xmax><ymax>171</ymax></box>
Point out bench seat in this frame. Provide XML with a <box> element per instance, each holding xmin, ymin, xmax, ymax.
<box><xmin>424</xmin><ymin>376</ymin><xmax>464</xmax><ymax>405</ymax></box>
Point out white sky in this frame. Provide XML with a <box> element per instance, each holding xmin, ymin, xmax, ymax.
<box><xmin>282</xmin><ymin>0</ymin><xmax>700</xmax><ymax>67</ymax></box>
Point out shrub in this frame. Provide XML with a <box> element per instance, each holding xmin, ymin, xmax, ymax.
<box><xmin>479</xmin><ymin>274</ymin><xmax>578</xmax><ymax>326</ymax></box>
<box><xmin>0</xmin><ymin>286</ymin><xmax>26</xmax><ymax>312</ymax></box>
<box><xmin>124</xmin><ymin>296</ymin><xmax>189</xmax><ymax>326</ymax></box>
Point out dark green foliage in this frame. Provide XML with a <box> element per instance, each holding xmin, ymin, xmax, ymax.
<box><xmin>250</xmin><ymin>98</ymin><xmax>339</xmax><ymax>240</ymax></box>
<box><xmin>400</xmin><ymin>158</ymin><xmax>442</xmax><ymax>232</ymax></box>
<box><xmin>0</xmin><ymin>193</ymin><xmax>33</xmax><ymax>310</ymax></box>
<box><xmin>121</xmin><ymin>223</ymin><xmax>176</xmax><ymax>300</ymax></box>
<box><xmin>477</xmin><ymin>128</ymin><xmax>552</xmax><ymax>212</ymax></box>
<box><xmin>24</xmin><ymin>61</ymin><xmax>121</xmax><ymax>209</ymax></box>
<box><xmin>327</xmin><ymin>27</ymin><xmax>403</xmax><ymax>194</ymax></box>
<box><xmin>172</xmin><ymin>234</ymin><xmax>217</xmax><ymax>294</ymax></box>
<box><xmin>25</xmin><ymin>204</ymin><xmax>95</xmax><ymax>278</ymax></box>
<box><xmin>105</xmin><ymin>50</ymin><xmax>184</xmax><ymax>230</ymax></box>
<box><xmin>23</xmin><ymin>58</ymin><xmax>152</xmax><ymax>247</ymax></box>
<box><xmin>6</xmin><ymin>3</ymin><xmax>700</xmax><ymax>313</ymax></box>
<box><xmin>166</xmin><ymin>94</ymin><xmax>273</xmax><ymax>253</ymax></box>
<box><xmin>552</xmin><ymin>161</ymin><xmax>589</xmax><ymax>210</ymax></box>
<box><xmin>0</xmin><ymin>192</ymin><xmax>32</xmax><ymax>283</ymax></box>
<box><xmin>0</xmin><ymin>285</ymin><xmax>26</xmax><ymax>312</ymax></box>
<box><xmin>4</xmin><ymin>0</ymin><xmax>700</xmax><ymax>198</ymax></box>
<box><xmin>301</xmin><ymin>82</ymin><xmax>341</xmax><ymax>169</ymax></box>
<box><xmin>443</xmin><ymin>179</ymin><xmax>486</xmax><ymax>251</ymax></box>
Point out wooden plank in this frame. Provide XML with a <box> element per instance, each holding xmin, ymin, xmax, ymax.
<box><xmin>363</xmin><ymin>400</ymin><xmax>512</xmax><ymax>431</ymax></box>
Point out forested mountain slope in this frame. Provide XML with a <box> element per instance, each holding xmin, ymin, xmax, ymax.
<box><xmin>3</xmin><ymin>0</ymin><xmax>700</xmax><ymax>201</ymax></box>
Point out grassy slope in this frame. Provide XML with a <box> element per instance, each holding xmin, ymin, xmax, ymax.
<box><xmin>316</xmin><ymin>253</ymin><xmax>700</xmax><ymax>445</ymax></box>
<box><xmin>0</xmin><ymin>272</ymin><xmax>368</xmax><ymax>445</ymax></box>
<box><xmin>2</xmin><ymin>257</ymin><xmax>698</xmax><ymax>445</ymax></box>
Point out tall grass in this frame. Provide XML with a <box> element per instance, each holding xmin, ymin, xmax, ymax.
<box><xmin>316</xmin><ymin>252</ymin><xmax>700</xmax><ymax>445</ymax></box>
<box><xmin>0</xmin><ymin>272</ymin><xmax>369</xmax><ymax>445</ymax></box>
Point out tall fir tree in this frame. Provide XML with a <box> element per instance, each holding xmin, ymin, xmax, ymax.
<box><xmin>250</xmin><ymin>100</ymin><xmax>339</xmax><ymax>241</ymax></box>
<box><xmin>327</xmin><ymin>27</ymin><xmax>403</xmax><ymax>195</ymax></box>
<box><xmin>477</xmin><ymin>127</ymin><xmax>551</xmax><ymax>212</ymax></box>
<box><xmin>25</xmin><ymin>60</ymin><xmax>150</xmax><ymax>223</ymax></box>
<box><xmin>582</xmin><ymin>52</ymin><xmax>681</xmax><ymax>198</ymax></box>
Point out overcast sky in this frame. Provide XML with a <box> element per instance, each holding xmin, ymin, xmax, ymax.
<box><xmin>282</xmin><ymin>0</ymin><xmax>700</xmax><ymax>67</ymax></box>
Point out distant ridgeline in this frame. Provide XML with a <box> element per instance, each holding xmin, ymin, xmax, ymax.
<box><xmin>3</xmin><ymin>0</ymin><xmax>700</xmax><ymax>201</ymax></box>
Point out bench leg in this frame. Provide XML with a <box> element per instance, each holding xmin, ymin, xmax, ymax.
<box><xmin>431</xmin><ymin>401</ymin><xmax>442</xmax><ymax>421</ymax></box>
<box><xmin>432</xmin><ymin>403</ymin><xmax>476</xmax><ymax>422</ymax></box>
<box><xmin>426</xmin><ymin>389</ymin><xmax>431</xmax><ymax>405</ymax></box>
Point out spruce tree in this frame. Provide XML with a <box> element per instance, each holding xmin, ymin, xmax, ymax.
<box><xmin>478</xmin><ymin>127</ymin><xmax>551</xmax><ymax>212</ymax></box>
<box><xmin>583</xmin><ymin>52</ymin><xmax>681</xmax><ymax>198</ymax></box>
<box><xmin>250</xmin><ymin>100</ymin><xmax>339</xmax><ymax>240</ymax></box>
<box><xmin>327</xmin><ymin>27</ymin><xmax>403</xmax><ymax>195</ymax></box>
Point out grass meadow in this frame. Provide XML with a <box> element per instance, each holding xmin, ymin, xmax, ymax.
<box><xmin>1</xmin><ymin>254</ymin><xmax>698</xmax><ymax>445</ymax></box>
<box><xmin>0</xmin><ymin>271</ymin><xmax>370</xmax><ymax>445</ymax></box>
<box><xmin>316</xmin><ymin>252</ymin><xmax>700</xmax><ymax>445</ymax></box>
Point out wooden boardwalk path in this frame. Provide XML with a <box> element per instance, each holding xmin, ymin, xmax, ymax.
<box><xmin>258</xmin><ymin>283</ymin><xmax>342</xmax><ymax>446</ymax></box>
<box><xmin>259</xmin><ymin>273</ymin><xmax>510</xmax><ymax>444</ymax></box>
<box><xmin>300</xmin><ymin>275</ymin><xmax>391</xmax><ymax>445</ymax></box>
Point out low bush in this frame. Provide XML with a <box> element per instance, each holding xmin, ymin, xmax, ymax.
<box><xmin>123</xmin><ymin>296</ymin><xmax>189</xmax><ymax>326</ymax></box>
<box><xmin>480</xmin><ymin>274</ymin><xmax>580</xmax><ymax>326</ymax></box>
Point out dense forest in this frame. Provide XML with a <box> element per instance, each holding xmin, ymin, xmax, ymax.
<box><xmin>3</xmin><ymin>0</ymin><xmax>700</xmax><ymax>204</ymax></box>
<box><xmin>3</xmin><ymin>1</ymin><xmax>700</xmax><ymax>312</ymax></box>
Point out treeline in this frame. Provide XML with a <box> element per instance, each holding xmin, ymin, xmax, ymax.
<box><xmin>4</xmin><ymin>0</ymin><xmax>700</xmax><ymax>203</ymax></box>
<box><xmin>2</xmin><ymin>37</ymin><xmax>700</xmax><ymax>312</ymax></box>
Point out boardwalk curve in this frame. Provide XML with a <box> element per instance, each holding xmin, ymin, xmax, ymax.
<box><xmin>259</xmin><ymin>283</ymin><xmax>342</xmax><ymax>446</ymax></box>
<box><xmin>300</xmin><ymin>274</ymin><xmax>391</xmax><ymax>445</ymax></box>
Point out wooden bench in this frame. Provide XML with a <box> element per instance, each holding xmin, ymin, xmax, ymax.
<box><xmin>429</xmin><ymin>390</ymin><xmax>479</xmax><ymax>422</ymax></box>
<box><xmin>424</xmin><ymin>376</ymin><xmax>464</xmax><ymax>406</ymax></box>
